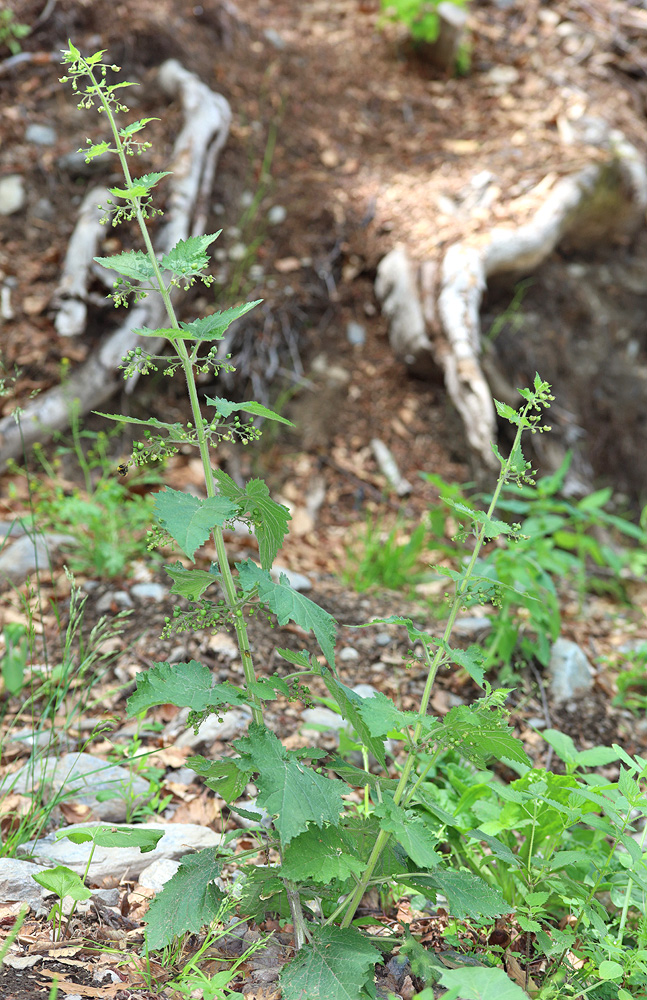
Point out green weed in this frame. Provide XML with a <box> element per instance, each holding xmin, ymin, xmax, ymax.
<box><xmin>0</xmin><ymin>10</ymin><xmax>30</xmax><ymax>56</ymax></box>
<box><xmin>55</xmin><ymin>43</ymin><xmax>647</xmax><ymax>999</ymax></box>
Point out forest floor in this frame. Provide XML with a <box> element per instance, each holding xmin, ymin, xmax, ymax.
<box><xmin>1</xmin><ymin>0</ymin><xmax>647</xmax><ymax>997</ymax></box>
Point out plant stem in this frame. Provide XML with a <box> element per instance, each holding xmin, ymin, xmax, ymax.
<box><xmin>340</xmin><ymin>412</ymin><xmax>531</xmax><ymax>928</ymax></box>
<box><xmin>88</xmin><ymin>62</ymin><xmax>263</xmax><ymax>727</ymax></box>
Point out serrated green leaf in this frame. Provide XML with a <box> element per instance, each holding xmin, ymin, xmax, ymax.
<box><xmin>57</xmin><ymin>826</ymin><xmax>163</xmax><ymax>853</ymax></box>
<box><xmin>465</xmin><ymin>830</ymin><xmax>521</xmax><ymax>869</ymax></box>
<box><xmin>205</xmin><ymin>395</ymin><xmax>294</xmax><ymax>426</ymax></box>
<box><xmin>160</xmin><ymin>234</ymin><xmax>221</xmax><ymax>276</ymax></box>
<box><xmin>233</xmin><ymin>724</ymin><xmax>344</xmax><ymax>844</ymax></box>
<box><xmin>145</xmin><ymin>848</ymin><xmax>225</xmax><ymax>950</ymax></box>
<box><xmin>153</xmin><ymin>488</ymin><xmax>238</xmax><ymax>561</ymax></box>
<box><xmin>32</xmin><ymin>865</ymin><xmax>92</xmax><ymax>902</ymax></box>
<box><xmin>83</xmin><ymin>140</ymin><xmax>110</xmax><ymax>161</ymax></box>
<box><xmin>354</xmin><ymin>690</ymin><xmax>417</xmax><ymax>739</ymax></box>
<box><xmin>237</xmin><ymin>865</ymin><xmax>289</xmax><ymax>920</ymax></box>
<box><xmin>281</xmin><ymin>825</ymin><xmax>365</xmax><ymax>884</ymax></box>
<box><xmin>119</xmin><ymin>117</ymin><xmax>160</xmax><ymax>137</ymax></box>
<box><xmin>446</xmin><ymin>501</ymin><xmax>517</xmax><ymax>539</ymax></box>
<box><xmin>327</xmin><ymin>754</ymin><xmax>399</xmax><ymax>793</ymax></box>
<box><xmin>94</xmin><ymin>250</ymin><xmax>156</xmax><ymax>281</ymax></box>
<box><xmin>547</xmin><ymin>849</ymin><xmax>592</xmax><ymax>871</ymax></box>
<box><xmin>164</xmin><ymin>561</ymin><xmax>218</xmax><ymax>600</ymax></box>
<box><xmin>276</xmin><ymin>648</ymin><xmax>314</xmax><ymax>669</ymax></box>
<box><xmin>439</xmin><ymin>704</ymin><xmax>531</xmax><ymax>768</ymax></box>
<box><xmin>248</xmin><ymin>675</ymin><xmax>291</xmax><ymax>700</ymax></box>
<box><xmin>375</xmin><ymin>798</ymin><xmax>442</xmax><ymax>869</ymax></box>
<box><xmin>439</xmin><ymin>964</ymin><xmax>529</xmax><ymax>1000</ymax></box>
<box><xmin>127</xmin><ymin>660</ymin><xmax>247</xmax><ymax>716</ymax></box>
<box><xmin>214</xmin><ymin>470</ymin><xmax>290</xmax><ymax>569</ymax></box>
<box><xmin>320</xmin><ymin>670</ymin><xmax>386</xmax><ymax>768</ymax></box>
<box><xmin>494</xmin><ymin>400</ymin><xmax>522</xmax><ymax>427</ymax></box>
<box><xmin>177</xmin><ymin>300</ymin><xmax>261</xmax><ymax>341</ymax></box>
<box><xmin>187</xmin><ymin>756</ymin><xmax>251</xmax><ymax>802</ymax></box>
<box><xmin>281</xmin><ymin>925</ymin><xmax>381</xmax><ymax>1000</ymax></box>
<box><xmin>93</xmin><ymin>411</ymin><xmax>187</xmax><ymax>438</ymax></box>
<box><xmin>236</xmin><ymin>560</ymin><xmax>336</xmax><ymax>666</ymax></box>
<box><xmin>401</xmin><ymin>870</ymin><xmax>509</xmax><ymax>920</ymax></box>
<box><xmin>448</xmin><ymin>645</ymin><xmax>485</xmax><ymax>688</ymax></box>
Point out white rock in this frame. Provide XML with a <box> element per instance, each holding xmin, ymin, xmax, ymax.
<box><xmin>0</xmin><ymin>175</ymin><xmax>25</xmax><ymax>215</ymax></box>
<box><xmin>5</xmin><ymin>752</ymin><xmax>150</xmax><ymax>822</ymax></box>
<box><xmin>548</xmin><ymin>638</ymin><xmax>594</xmax><ymax>704</ymax></box>
<box><xmin>301</xmin><ymin>707</ymin><xmax>345</xmax><ymax>732</ymax></box>
<box><xmin>0</xmin><ymin>858</ymin><xmax>51</xmax><ymax>915</ymax></box>
<box><xmin>167</xmin><ymin>707</ymin><xmax>251</xmax><ymax>749</ymax></box>
<box><xmin>0</xmin><ymin>532</ymin><xmax>77</xmax><ymax>586</ymax></box>
<box><xmin>138</xmin><ymin>857</ymin><xmax>180</xmax><ymax>892</ymax></box>
<box><xmin>352</xmin><ymin>684</ymin><xmax>379</xmax><ymax>700</ymax></box>
<box><xmin>339</xmin><ymin>646</ymin><xmax>359</xmax><ymax>662</ymax></box>
<box><xmin>269</xmin><ymin>565</ymin><xmax>312</xmax><ymax>592</ymax></box>
<box><xmin>19</xmin><ymin>822</ymin><xmax>223</xmax><ymax>880</ymax></box>
<box><xmin>267</xmin><ymin>205</ymin><xmax>287</xmax><ymax>225</ymax></box>
<box><xmin>130</xmin><ymin>582</ymin><xmax>166</xmax><ymax>601</ymax></box>
<box><xmin>26</xmin><ymin>123</ymin><xmax>57</xmax><ymax>146</ymax></box>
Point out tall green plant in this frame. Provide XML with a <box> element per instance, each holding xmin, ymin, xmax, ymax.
<box><xmin>59</xmin><ymin>45</ymin><xmax>638</xmax><ymax>999</ymax></box>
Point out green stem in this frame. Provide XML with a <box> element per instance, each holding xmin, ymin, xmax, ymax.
<box><xmin>340</xmin><ymin>412</ymin><xmax>530</xmax><ymax>928</ymax></box>
<box><xmin>88</xmin><ymin>62</ymin><xmax>263</xmax><ymax>727</ymax></box>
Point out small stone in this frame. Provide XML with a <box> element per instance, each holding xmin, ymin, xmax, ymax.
<box><xmin>0</xmin><ymin>532</ymin><xmax>77</xmax><ymax>586</ymax></box>
<box><xmin>267</xmin><ymin>204</ymin><xmax>287</xmax><ymax>225</ymax></box>
<box><xmin>96</xmin><ymin>590</ymin><xmax>133</xmax><ymax>612</ymax></box>
<box><xmin>352</xmin><ymin>684</ymin><xmax>379</xmax><ymax>699</ymax></box>
<box><xmin>25</xmin><ymin>123</ymin><xmax>57</xmax><ymax>146</ymax></box>
<box><xmin>548</xmin><ymin>638</ymin><xmax>594</xmax><ymax>704</ymax></box>
<box><xmin>167</xmin><ymin>707</ymin><xmax>251</xmax><ymax>748</ymax></box>
<box><xmin>248</xmin><ymin>264</ymin><xmax>264</xmax><ymax>282</ymax></box>
<box><xmin>346</xmin><ymin>321</ymin><xmax>366</xmax><ymax>346</ymax></box>
<box><xmin>339</xmin><ymin>646</ymin><xmax>359</xmax><ymax>662</ymax></box>
<box><xmin>0</xmin><ymin>175</ymin><xmax>25</xmax><ymax>215</ymax></box>
<box><xmin>138</xmin><ymin>858</ymin><xmax>180</xmax><ymax>892</ymax></box>
<box><xmin>228</xmin><ymin>242</ymin><xmax>247</xmax><ymax>262</ymax></box>
<box><xmin>269</xmin><ymin>565</ymin><xmax>312</xmax><ymax>591</ymax></box>
<box><xmin>375</xmin><ymin>632</ymin><xmax>392</xmax><ymax>647</ymax></box>
<box><xmin>239</xmin><ymin>191</ymin><xmax>254</xmax><ymax>208</ymax></box>
<box><xmin>484</xmin><ymin>66</ymin><xmax>520</xmax><ymax>87</ymax></box>
<box><xmin>527</xmin><ymin>717</ymin><xmax>548</xmax><ymax>730</ymax></box>
<box><xmin>130</xmin><ymin>582</ymin><xmax>166</xmax><ymax>602</ymax></box>
<box><xmin>264</xmin><ymin>28</ymin><xmax>286</xmax><ymax>50</ymax></box>
<box><xmin>301</xmin><ymin>706</ymin><xmax>345</xmax><ymax>732</ymax></box>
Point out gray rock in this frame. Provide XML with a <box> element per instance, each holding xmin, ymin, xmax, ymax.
<box><xmin>352</xmin><ymin>683</ymin><xmax>379</xmax><ymax>700</ymax></box>
<box><xmin>454</xmin><ymin>616</ymin><xmax>493</xmax><ymax>638</ymax></box>
<box><xmin>346</xmin><ymin>322</ymin><xmax>366</xmax><ymax>346</ymax></box>
<box><xmin>26</xmin><ymin>123</ymin><xmax>57</xmax><ymax>146</ymax></box>
<box><xmin>269</xmin><ymin>565</ymin><xmax>312</xmax><ymax>592</ymax></box>
<box><xmin>0</xmin><ymin>175</ymin><xmax>25</xmax><ymax>215</ymax></box>
<box><xmin>96</xmin><ymin>590</ymin><xmax>133</xmax><ymax>612</ymax></box>
<box><xmin>301</xmin><ymin>706</ymin><xmax>345</xmax><ymax>732</ymax></box>
<box><xmin>6</xmin><ymin>752</ymin><xmax>150</xmax><ymax>822</ymax></box>
<box><xmin>130</xmin><ymin>582</ymin><xmax>166</xmax><ymax>602</ymax></box>
<box><xmin>0</xmin><ymin>532</ymin><xmax>78</xmax><ymax>586</ymax></box>
<box><xmin>548</xmin><ymin>638</ymin><xmax>595</xmax><ymax>704</ymax></box>
<box><xmin>375</xmin><ymin>632</ymin><xmax>392</xmax><ymax>647</ymax></box>
<box><xmin>0</xmin><ymin>858</ymin><xmax>51</xmax><ymax>915</ymax></box>
<box><xmin>138</xmin><ymin>857</ymin><xmax>180</xmax><ymax>892</ymax></box>
<box><xmin>339</xmin><ymin>646</ymin><xmax>359</xmax><ymax>662</ymax></box>
<box><xmin>167</xmin><ymin>707</ymin><xmax>251</xmax><ymax>749</ymax></box>
<box><xmin>19</xmin><ymin>822</ymin><xmax>223</xmax><ymax>880</ymax></box>
<box><xmin>267</xmin><ymin>204</ymin><xmax>287</xmax><ymax>225</ymax></box>
<box><xmin>264</xmin><ymin>28</ymin><xmax>286</xmax><ymax>50</ymax></box>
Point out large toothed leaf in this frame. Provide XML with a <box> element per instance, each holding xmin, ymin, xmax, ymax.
<box><xmin>95</xmin><ymin>249</ymin><xmax>156</xmax><ymax>281</ymax></box>
<box><xmin>160</xmin><ymin>234</ymin><xmax>221</xmax><ymax>276</ymax></box>
<box><xmin>164</xmin><ymin>561</ymin><xmax>218</xmax><ymax>601</ymax></box>
<box><xmin>281</xmin><ymin>925</ymin><xmax>380</xmax><ymax>1000</ymax></box>
<box><xmin>236</xmin><ymin>560</ymin><xmax>336</xmax><ymax>666</ymax></box>
<box><xmin>152</xmin><ymin>488</ymin><xmax>238</xmax><ymax>561</ymax></box>
<box><xmin>206</xmin><ymin>395</ymin><xmax>294</xmax><ymax>426</ymax></box>
<box><xmin>176</xmin><ymin>300</ymin><xmax>261</xmax><ymax>341</ymax></box>
<box><xmin>214</xmin><ymin>469</ymin><xmax>290</xmax><ymax>569</ymax></box>
<box><xmin>144</xmin><ymin>848</ymin><xmax>225</xmax><ymax>950</ymax></box>
<box><xmin>127</xmin><ymin>659</ymin><xmax>246</xmax><ymax>716</ymax></box>
<box><xmin>233</xmin><ymin>725</ymin><xmax>344</xmax><ymax>844</ymax></box>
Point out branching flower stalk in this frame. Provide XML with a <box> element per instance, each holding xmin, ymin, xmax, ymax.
<box><xmin>60</xmin><ymin>44</ymin><xmax>263</xmax><ymax>727</ymax></box>
<box><xmin>340</xmin><ymin>381</ymin><xmax>553</xmax><ymax>927</ymax></box>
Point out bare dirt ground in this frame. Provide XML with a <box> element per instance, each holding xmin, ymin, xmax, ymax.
<box><xmin>2</xmin><ymin>0</ymin><xmax>647</xmax><ymax>996</ymax></box>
